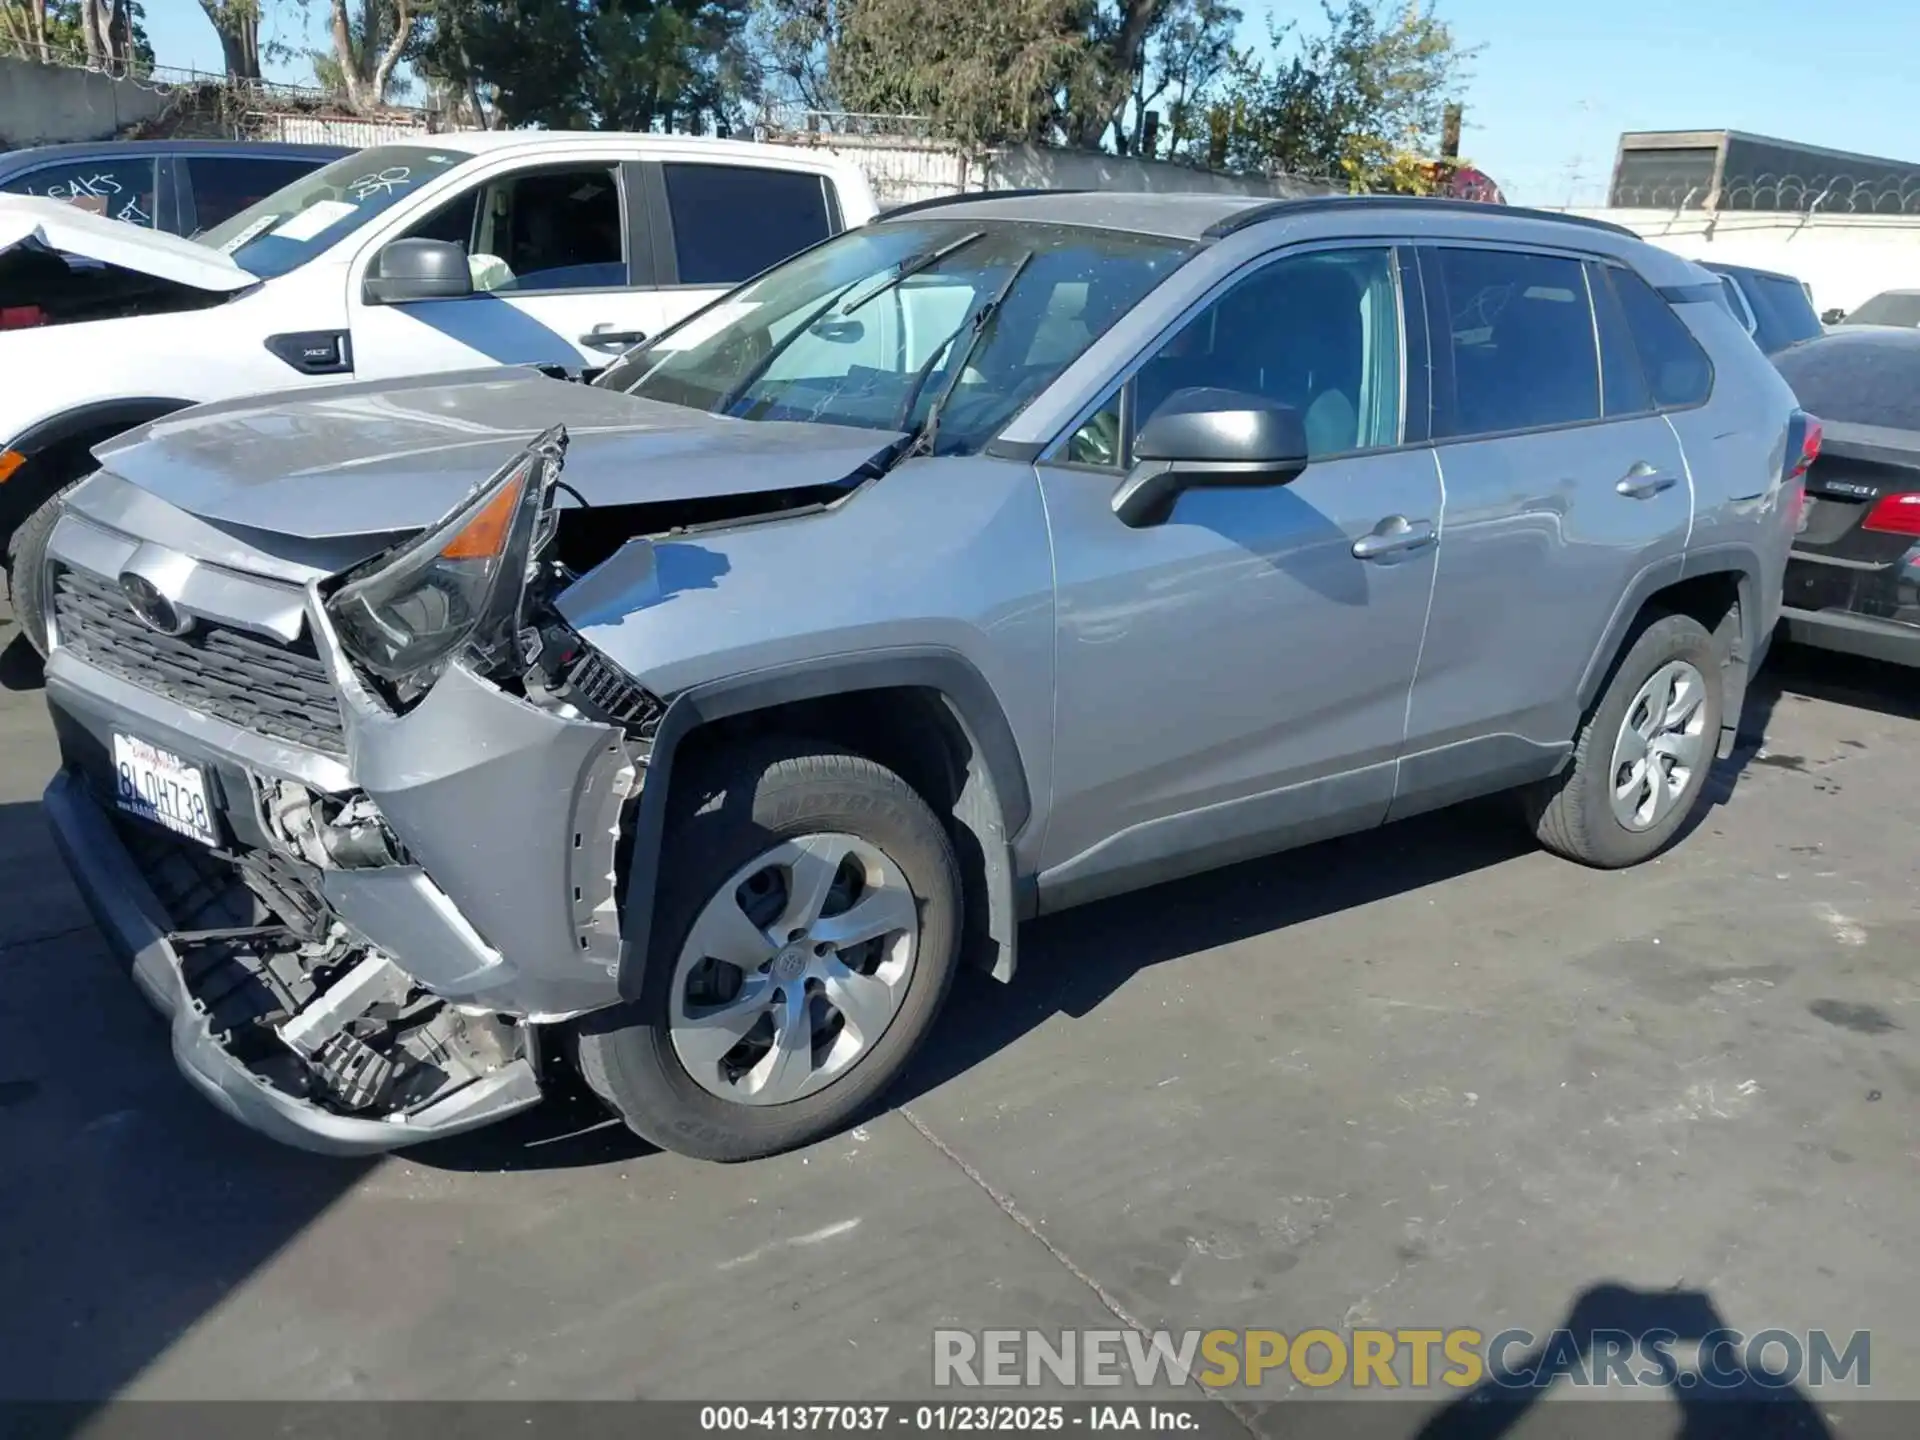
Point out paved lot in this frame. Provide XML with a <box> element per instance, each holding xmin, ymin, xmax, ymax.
<box><xmin>0</xmin><ymin>609</ymin><xmax>1915</xmax><ymax>1428</ymax></box>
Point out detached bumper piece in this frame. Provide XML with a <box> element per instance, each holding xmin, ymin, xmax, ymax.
<box><xmin>43</xmin><ymin>769</ymin><xmax>543</xmax><ymax>1155</ymax></box>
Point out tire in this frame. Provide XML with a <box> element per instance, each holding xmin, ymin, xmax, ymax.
<box><xmin>1526</xmin><ymin>611</ymin><xmax>1725</xmax><ymax>869</ymax></box>
<box><xmin>4</xmin><ymin>477</ymin><xmax>84</xmax><ymax>659</ymax></box>
<box><xmin>576</xmin><ymin>737</ymin><xmax>962</xmax><ymax>1162</ymax></box>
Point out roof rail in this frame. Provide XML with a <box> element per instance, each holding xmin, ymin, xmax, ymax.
<box><xmin>876</xmin><ymin>188</ymin><xmax>1090</xmax><ymax>221</ymax></box>
<box><xmin>1202</xmin><ymin>194</ymin><xmax>1639</xmax><ymax>241</ymax></box>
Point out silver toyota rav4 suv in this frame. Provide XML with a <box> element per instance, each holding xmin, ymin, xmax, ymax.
<box><xmin>38</xmin><ymin>193</ymin><xmax>1811</xmax><ymax>1161</ymax></box>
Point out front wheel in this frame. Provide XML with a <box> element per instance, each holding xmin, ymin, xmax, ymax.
<box><xmin>4</xmin><ymin>477</ymin><xmax>84</xmax><ymax>659</ymax></box>
<box><xmin>1526</xmin><ymin>611</ymin><xmax>1725</xmax><ymax>868</ymax></box>
<box><xmin>575</xmin><ymin>739</ymin><xmax>962</xmax><ymax>1161</ymax></box>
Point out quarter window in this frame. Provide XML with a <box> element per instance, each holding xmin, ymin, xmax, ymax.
<box><xmin>1611</xmin><ymin>266</ymin><xmax>1714</xmax><ymax>408</ymax></box>
<box><xmin>1430</xmin><ymin>247</ymin><xmax>1600</xmax><ymax>437</ymax></box>
<box><xmin>662</xmin><ymin>164</ymin><xmax>838</xmax><ymax>287</ymax></box>
<box><xmin>1090</xmin><ymin>246</ymin><xmax>1403</xmax><ymax>463</ymax></box>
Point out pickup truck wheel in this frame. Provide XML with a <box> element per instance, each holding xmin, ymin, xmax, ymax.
<box><xmin>4</xmin><ymin>478</ymin><xmax>83</xmax><ymax>659</ymax></box>
<box><xmin>1527</xmin><ymin>612</ymin><xmax>1724</xmax><ymax>868</ymax></box>
<box><xmin>575</xmin><ymin>739</ymin><xmax>961</xmax><ymax>1161</ymax></box>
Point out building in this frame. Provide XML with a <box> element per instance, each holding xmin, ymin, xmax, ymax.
<box><xmin>1610</xmin><ymin>130</ymin><xmax>1920</xmax><ymax>214</ymax></box>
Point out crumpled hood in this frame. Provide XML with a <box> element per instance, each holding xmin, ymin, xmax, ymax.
<box><xmin>0</xmin><ymin>193</ymin><xmax>255</xmax><ymax>294</ymax></box>
<box><xmin>93</xmin><ymin>367</ymin><xmax>907</xmax><ymax>540</ymax></box>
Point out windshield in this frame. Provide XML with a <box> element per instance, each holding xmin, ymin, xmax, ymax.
<box><xmin>1842</xmin><ymin>292</ymin><xmax>1920</xmax><ymax>328</ymax></box>
<box><xmin>598</xmin><ymin>218</ymin><xmax>1194</xmax><ymax>454</ymax></box>
<box><xmin>195</xmin><ymin>145</ymin><xmax>470</xmax><ymax>279</ymax></box>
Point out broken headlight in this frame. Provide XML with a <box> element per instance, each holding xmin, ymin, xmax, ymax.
<box><xmin>326</xmin><ymin>425</ymin><xmax>567</xmax><ymax>690</ymax></box>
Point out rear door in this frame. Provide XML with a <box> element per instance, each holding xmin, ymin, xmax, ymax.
<box><xmin>1391</xmin><ymin>243</ymin><xmax>1693</xmax><ymax>817</ymax></box>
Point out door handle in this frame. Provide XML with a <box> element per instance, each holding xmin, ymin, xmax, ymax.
<box><xmin>1616</xmin><ymin>462</ymin><xmax>1678</xmax><ymax>500</ymax></box>
<box><xmin>1351</xmin><ymin>515</ymin><xmax>1436</xmax><ymax>561</ymax></box>
<box><xmin>580</xmin><ymin>325</ymin><xmax>647</xmax><ymax>351</ymax></box>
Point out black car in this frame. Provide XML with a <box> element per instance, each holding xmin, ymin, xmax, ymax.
<box><xmin>0</xmin><ymin>140</ymin><xmax>350</xmax><ymax>237</ymax></box>
<box><xmin>1700</xmin><ymin>260</ymin><xmax>1825</xmax><ymax>356</ymax></box>
<box><xmin>1772</xmin><ymin>326</ymin><xmax>1920</xmax><ymax>665</ymax></box>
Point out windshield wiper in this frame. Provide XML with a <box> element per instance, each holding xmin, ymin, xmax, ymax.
<box><xmin>716</xmin><ymin>230</ymin><xmax>987</xmax><ymax>418</ymax></box>
<box><xmin>891</xmin><ymin>249</ymin><xmax>1036</xmax><ymax>463</ymax></box>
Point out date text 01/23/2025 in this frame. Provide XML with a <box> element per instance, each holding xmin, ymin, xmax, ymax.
<box><xmin>699</xmin><ymin>1406</ymin><xmax>1206</xmax><ymax>1432</ymax></box>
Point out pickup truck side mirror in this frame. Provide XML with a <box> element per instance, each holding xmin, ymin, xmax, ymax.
<box><xmin>1111</xmin><ymin>388</ymin><xmax>1310</xmax><ymax>528</ymax></box>
<box><xmin>363</xmin><ymin>239</ymin><xmax>474</xmax><ymax>305</ymax></box>
<box><xmin>1822</xmin><ymin>307</ymin><xmax>1847</xmax><ymax>326</ymax></box>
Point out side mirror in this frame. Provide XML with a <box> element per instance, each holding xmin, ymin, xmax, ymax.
<box><xmin>363</xmin><ymin>239</ymin><xmax>474</xmax><ymax>305</ymax></box>
<box><xmin>1822</xmin><ymin>307</ymin><xmax>1847</xmax><ymax>326</ymax></box>
<box><xmin>1111</xmin><ymin>388</ymin><xmax>1310</xmax><ymax>528</ymax></box>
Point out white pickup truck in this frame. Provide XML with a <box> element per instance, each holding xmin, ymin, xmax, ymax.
<box><xmin>0</xmin><ymin>130</ymin><xmax>877</xmax><ymax>652</ymax></box>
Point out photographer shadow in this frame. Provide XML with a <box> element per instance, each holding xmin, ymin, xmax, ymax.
<box><xmin>1414</xmin><ymin>1282</ymin><xmax>1834</xmax><ymax>1440</ymax></box>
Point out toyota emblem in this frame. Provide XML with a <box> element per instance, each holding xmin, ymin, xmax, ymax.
<box><xmin>119</xmin><ymin>571</ymin><xmax>192</xmax><ymax>637</ymax></box>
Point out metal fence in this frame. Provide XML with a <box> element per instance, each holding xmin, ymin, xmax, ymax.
<box><xmin>1609</xmin><ymin>171</ymin><xmax>1920</xmax><ymax>216</ymax></box>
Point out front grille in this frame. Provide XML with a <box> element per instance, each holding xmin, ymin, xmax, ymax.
<box><xmin>53</xmin><ymin>567</ymin><xmax>347</xmax><ymax>755</ymax></box>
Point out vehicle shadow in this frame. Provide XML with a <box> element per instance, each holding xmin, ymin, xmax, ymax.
<box><xmin>1410</xmin><ymin>1280</ymin><xmax>1836</xmax><ymax>1440</ymax></box>
<box><xmin>0</xmin><ymin>627</ymin><xmax>44</xmax><ymax>692</ymax></box>
<box><xmin>896</xmin><ymin>793</ymin><xmax>1535</xmax><ymax>1109</ymax></box>
<box><xmin>0</xmin><ymin>799</ymin><xmax>376</xmax><ymax>1405</ymax></box>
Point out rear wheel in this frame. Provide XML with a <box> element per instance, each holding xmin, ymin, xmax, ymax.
<box><xmin>1527</xmin><ymin>612</ymin><xmax>1724</xmax><ymax>868</ymax></box>
<box><xmin>4</xmin><ymin>477</ymin><xmax>84</xmax><ymax>659</ymax></box>
<box><xmin>575</xmin><ymin>739</ymin><xmax>961</xmax><ymax>1161</ymax></box>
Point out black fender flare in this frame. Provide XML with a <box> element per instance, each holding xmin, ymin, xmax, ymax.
<box><xmin>1576</xmin><ymin>544</ymin><xmax>1768</xmax><ymax>756</ymax></box>
<box><xmin>614</xmin><ymin>646</ymin><xmax>1033</xmax><ymax>998</ymax></box>
<box><xmin>2</xmin><ymin>396</ymin><xmax>194</xmax><ymax>534</ymax></box>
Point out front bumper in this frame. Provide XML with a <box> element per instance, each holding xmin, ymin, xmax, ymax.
<box><xmin>38</xmin><ymin>495</ymin><xmax>647</xmax><ymax>1152</ymax></box>
<box><xmin>43</xmin><ymin>769</ymin><xmax>544</xmax><ymax>1155</ymax></box>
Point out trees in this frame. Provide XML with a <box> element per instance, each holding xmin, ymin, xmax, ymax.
<box><xmin>2</xmin><ymin>0</ymin><xmax>153</xmax><ymax>69</ymax></box>
<box><xmin>1207</xmin><ymin>1</ymin><xmax>1475</xmax><ymax>189</ymax></box>
<box><xmin>749</xmin><ymin>0</ymin><xmax>1468</xmax><ymax>183</ymax></box>
<box><xmin>196</xmin><ymin>0</ymin><xmax>262</xmax><ymax>79</ymax></box>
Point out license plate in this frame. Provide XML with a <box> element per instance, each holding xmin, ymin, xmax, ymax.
<box><xmin>111</xmin><ymin>733</ymin><xmax>217</xmax><ymax>847</ymax></box>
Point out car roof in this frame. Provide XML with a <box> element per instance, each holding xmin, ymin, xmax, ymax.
<box><xmin>419</xmin><ymin>129</ymin><xmax>857</xmax><ymax>167</ymax></box>
<box><xmin>1699</xmin><ymin>260</ymin><xmax>1805</xmax><ymax>285</ymax></box>
<box><xmin>871</xmin><ymin>189</ymin><xmax>1639</xmax><ymax>243</ymax></box>
<box><xmin>0</xmin><ymin>139</ymin><xmax>352</xmax><ymax>176</ymax></box>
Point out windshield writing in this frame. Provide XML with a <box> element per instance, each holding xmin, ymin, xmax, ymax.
<box><xmin>196</xmin><ymin>146</ymin><xmax>468</xmax><ymax>278</ymax></box>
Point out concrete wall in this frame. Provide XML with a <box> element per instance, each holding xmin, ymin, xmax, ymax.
<box><xmin>0</xmin><ymin>57</ymin><xmax>169</xmax><ymax>151</ymax></box>
<box><xmin>1565</xmin><ymin>207</ymin><xmax>1920</xmax><ymax>316</ymax></box>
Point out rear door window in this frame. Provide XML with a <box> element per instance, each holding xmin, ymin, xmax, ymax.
<box><xmin>1610</xmin><ymin>267</ymin><xmax>1714</xmax><ymax>408</ymax></box>
<box><xmin>1744</xmin><ymin>273</ymin><xmax>1822</xmax><ymax>351</ymax></box>
<box><xmin>2</xmin><ymin>156</ymin><xmax>160</xmax><ymax>227</ymax></box>
<box><xmin>1426</xmin><ymin>247</ymin><xmax>1600</xmax><ymax>438</ymax></box>
<box><xmin>183</xmin><ymin>155</ymin><xmax>324</xmax><ymax>232</ymax></box>
<box><xmin>661</xmin><ymin>163</ymin><xmax>839</xmax><ymax>287</ymax></box>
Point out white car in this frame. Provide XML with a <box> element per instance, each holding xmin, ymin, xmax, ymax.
<box><xmin>0</xmin><ymin>131</ymin><xmax>877</xmax><ymax>653</ymax></box>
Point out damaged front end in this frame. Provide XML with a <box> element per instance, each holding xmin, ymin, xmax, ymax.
<box><xmin>42</xmin><ymin>425</ymin><xmax>672</xmax><ymax>1153</ymax></box>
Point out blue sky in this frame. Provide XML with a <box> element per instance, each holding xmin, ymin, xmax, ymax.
<box><xmin>141</xmin><ymin>0</ymin><xmax>1920</xmax><ymax>205</ymax></box>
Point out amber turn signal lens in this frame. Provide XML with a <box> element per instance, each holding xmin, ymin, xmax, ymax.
<box><xmin>0</xmin><ymin>450</ymin><xmax>26</xmax><ymax>485</ymax></box>
<box><xmin>439</xmin><ymin>474</ymin><xmax>525</xmax><ymax>560</ymax></box>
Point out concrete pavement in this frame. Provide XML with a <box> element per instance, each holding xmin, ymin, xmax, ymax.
<box><xmin>1</xmin><ymin>612</ymin><xmax>1914</xmax><ymax>1429</ymax></box>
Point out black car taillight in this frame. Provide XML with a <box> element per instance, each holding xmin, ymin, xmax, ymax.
<box><xmin>1785</xmin><ymin>410</ymin><xmax>1822</xmax><ymax>481</ymax></box>
<box><xmin>1862</xmin><ymin>491</ymin><xmax>1920</xmax><ymax>537</ymax></box>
